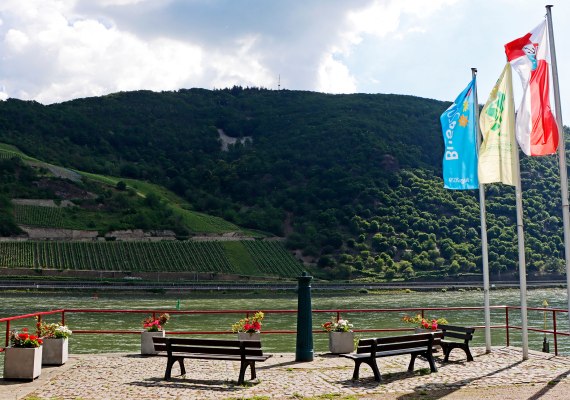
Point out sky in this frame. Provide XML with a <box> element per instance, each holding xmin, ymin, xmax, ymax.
<box><xmin>1</xmin><ymin>0</ymin><xmax>569</xmax><ymax>121</ymax></box>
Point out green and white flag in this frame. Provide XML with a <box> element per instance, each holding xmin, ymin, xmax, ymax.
<box><xmin>478</xmin><ymin>63</ymin><xmax>518</xmax><ymax>185</ymax></box>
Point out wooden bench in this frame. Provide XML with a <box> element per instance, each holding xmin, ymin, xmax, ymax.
<box><xmin>439</xmin><ymin>324</ymin><xmax>475</xmax><ymax>362</ymax></box>
<box><xmin>153</xmin><ymin>337</ymin><xmax>272</xmax><ymax>385</ymax></box>
<box><xmin>340</xmin><ymin>332</ymin><xmax>441</xmax><ymax>382</ymax></box>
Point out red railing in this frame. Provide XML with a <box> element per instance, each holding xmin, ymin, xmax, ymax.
<box><xmin>1</xmin><ymin>306</ymin><xmax>568</xmax><ymax>355</ymax></box>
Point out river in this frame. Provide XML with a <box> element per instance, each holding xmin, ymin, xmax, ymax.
<box><xmin>0</xmin><ymin>287</ymin><xmax>568</xmax><ymax>356</ymax></box>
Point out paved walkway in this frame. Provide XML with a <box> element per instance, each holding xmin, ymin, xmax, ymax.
<box><xmin>2</xmin><ymin>347</ymin><xmax>570</xmax><ymax>399</ymax></box>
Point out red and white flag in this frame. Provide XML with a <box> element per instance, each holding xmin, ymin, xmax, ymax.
<box><xmin>505</xmin><ymin>20</ymin><xmax>558</xmax><ymax>156</ymax></box>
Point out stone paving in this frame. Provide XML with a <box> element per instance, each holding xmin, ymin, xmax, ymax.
<box><xmin>2</xmin><ymin>347</ymin><xmax>570</xmax><ymax>399</ymax></box>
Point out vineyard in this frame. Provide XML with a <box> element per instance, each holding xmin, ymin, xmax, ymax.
<box><xmin>243</xmin><ymin>240</ymin><xmax>305</xmax><ymax>277</ymax></box>
<box><xmin>0</xmin><ymin>240</ymin><xmax>303</xmax><ymax>277</ymax></box>
<box><xmin>13</xmin><ymin>204</ymin><xmax>108</xmax><ymax>230</ymax></box>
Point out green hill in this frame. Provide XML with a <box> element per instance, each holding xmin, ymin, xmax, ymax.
<box><xmin>0</xmin><ymin>88</ymin><xmax>568</xmax><ymax>281</ymax></box>
<box><xmin>0</xmin><ymin>145</ymin><xmax>302</xmax><ymax>278</ymax></box>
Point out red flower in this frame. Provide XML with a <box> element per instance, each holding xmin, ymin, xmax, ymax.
<box><xmin>252</xmin><ymin>321</ymin><xmax>261</xmax><ymax>331</ymax></box>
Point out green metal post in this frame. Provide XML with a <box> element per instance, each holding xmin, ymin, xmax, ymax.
<box><xmin>295</xmin><ymin>271</ymin><xmax>314</xmax><ymax>362</ymax></box>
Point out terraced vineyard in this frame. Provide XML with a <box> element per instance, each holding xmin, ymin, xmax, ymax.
<box><xmin>0</xmin><ymin>240</ymin><xmax>303</xmax><ymax>277</ymax></box>
<box><xmin>13</xmin><ymin>204</ymin><xmax>109</xmax><ymax>230</ymax></box>
<box><xmin>243</xmin><ymin>240</ymin><xmax>305</xmax><ymax>277</ymax></box>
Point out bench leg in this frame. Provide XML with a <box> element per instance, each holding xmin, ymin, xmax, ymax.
<box><xmin>238</xmin><ymin>360</ymin><xmax>256</xmax><ymax>385</ymax></box>
<box><xmin>464</xmin><ymin>346</ymin><xmax>474</xmax><ymax>362</ymax></box>
<box><xmin>178</xmin><ymin>357</ymin><xmax>186</xmax><ymax>376</ymax></box>
<box><xmin>443</xmin><ymin>344</ymin><xmax>473</xmax><ymax>362</ymax></box>
<box><xmin>441</xmin><ymin>343</ymin><xmax>451</xmax><ymax>362</ymax></box>
<box><xmin>352</xmin><ymin>359</ymin><xmax>381</xmax><ymax>382</ymax></box>
<box><xmin>250</xmin><ymin>361</ymin><xmax>257</xmax><ymax>380</ymax></box>
<box><xmin>351</xmin><ymin>360</ymin><xmax>362</xmax><ymax>380</ymax></box>
<box><xmin>165</xmin><ymin>356</ymin><xmax>185</xmax><ymax>380</ymax></box>
<box><xmin>425</xmin><ymin>351</ymin><xmax>438</xmax><ymax>372</ymax></box>
<box><xmin>408</xmin><ymin>354</ymin><xmax>417</xmax><ymax>371</ymax></box>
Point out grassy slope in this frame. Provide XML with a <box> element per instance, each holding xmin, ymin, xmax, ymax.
<box><xmin>1</xmin><ymin>145</ymin><xmax>260</xmax><ymax>235</ymax></box>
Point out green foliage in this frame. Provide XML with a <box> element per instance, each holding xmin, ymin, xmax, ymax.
<box><xmin>0</xmin><ymin>89</ymin><xmax>568</xmax><ymax>280</ymax></box>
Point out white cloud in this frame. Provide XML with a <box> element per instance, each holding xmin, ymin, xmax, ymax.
<box><xmin>210</xmin><ymin>35</ymin><xmax>274</xmax><ymax>90</ymax></box>
<box><xmin>313</xmin><ymin>0</ymin><xmax>458</xmax><ymax>95</ymax></box>
<box><xmin>96</xmin><ymin>0</ymin><xmax>151</xmax><ymax>6</ymax></box>
<box><xmin>1</xmin><ymin>0</ymin><xmax>568</xmax><ymax>115</ymax></box>
<box><xmin>4</xmin><ymin>29</ymin><xmax>30</xmax><ymax>52</ymax></box>
<box><xmin>317</xmin><ymin>54</ymin><xmax>357</xmax><ymax>93</ymax></box>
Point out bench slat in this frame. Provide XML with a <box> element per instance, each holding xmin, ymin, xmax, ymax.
<box><xmin>344</xmin><ymin>346</ymin><xmax>429</xmax><ymax>360</ymax></box>
<box><xmin>153</xmin><ymin>337</ymin><xmax>262</xmax><ymax>349</ymax></box>
<box><xmin>357</xmin><ymin>339</ymin><xmax>431</xmax><ymax>354</ymax></box>
<box><xmin>439</xmin><ymin>324</ymin><xmax>475</xmax><ymax>334</ymax></box>
<box><xmin>168</xmin><ymin>353</ymin><xmax>271</xmax><ymax>361</ymax></box>
<box><xmin>442</xmin><ymin>331</ymin><xmax>472</xmax><ymax>341</ymax></box>
<box><xmin>168</xmin><ymin>345</ymin><xmax>264</xmax><ymax>356</ymax></box>
<box><xmin>359</xmin><ymin>332</ymin><xmax>435</xmax><ymax>347</ymax></box>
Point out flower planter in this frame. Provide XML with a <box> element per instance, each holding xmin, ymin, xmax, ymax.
<box><xmin>3</xmin><ymin>346</ymin><xmax>43</xmax><ymax>380</ymax></box>
<box><xmin>328</xmin><ymin>331</ymin><xmax>354</xmax><ymax>354</ymax></box>
<box><xmin>141</xmin><ymin>330</ymin><xmax>165</xmax><ymax>355</ymax></box>
<box><xmin>237</xmin><ymin>332</ymin><xmax>261</xmax><ymax>341</ymax></box>
<box><xmin>42</xmin><ymin>337</ymin><xmax>69</xmax><ymax>365</ymax></box>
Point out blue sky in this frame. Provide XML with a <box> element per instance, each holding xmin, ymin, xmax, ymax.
<box><xmin>1</xmin><ymin>0</ymin><xmax>569</xmax><ymax>122</ymax></box>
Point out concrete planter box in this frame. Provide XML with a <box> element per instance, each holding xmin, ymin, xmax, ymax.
<box><xmin>42</xmin><ymin>337</ymin><xmax>69</xmax><ymax>365</ymax></box>
<box><xmin>237</xmin><ymin>332</ymin><xmax>261</xmax><ymax>341</ymax></box>
<box><xmin>3</xmin><ymin>346</ymin><xmax>42</xmax><ymax>380</ymax></box>
<box><xmin>328</xmin><ymin>331</ymin><xmax>354</xmax><ymax>354</ymax></box>
<box><xmin>141</xmin><ymin>330</ymin><xmax>165</xmax><ymax>355</ymax></box>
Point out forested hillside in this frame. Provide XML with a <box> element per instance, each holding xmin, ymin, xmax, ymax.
<box><xmin>0</xmin><ymin>88</ymin><xmax>567</xmax><ymax>280</ymax></box>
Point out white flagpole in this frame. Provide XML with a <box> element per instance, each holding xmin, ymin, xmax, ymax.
<box><xmin>514</xmin><ymin>146</ymin><xmax>529</xmax><ymax>360</ymax></box>
<box><xmin>503</xmin><ymin>60</ymin><xmax>529</xmax><ymax>359</ymax></box>
<box><xmin>546</xmin><ymin>5</ymin><xmax>570</xmax><ymax>334</ymax></box>
<box><xmin>472</xmin><ymin>67</ymin><xmax>492</xmax><ymax>353</ymax></box>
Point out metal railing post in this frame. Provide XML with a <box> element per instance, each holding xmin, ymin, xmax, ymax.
<box><xmin>36</xmin><ymin>314</ymin><xmax>42</xmax><ymax>336</ymax></box>
<box><xmin>553</xmin><ymin>310</ymin><xmax>558</xmax><ymax>356</ymax></box>
<box><xmin>505</xmin><ymin>307</ymin><xmax>510</xmax><ymax>347</ymax></box>
<box><xmin>5</xmin><ymin>320</ymin><xmax>10</xmax><ymax>347</ymax></box>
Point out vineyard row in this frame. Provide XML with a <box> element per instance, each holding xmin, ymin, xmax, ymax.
<box><xmin>0</xmin><ymin>240</ymin><xmax>302</xmax><ymax>277</ymax></box>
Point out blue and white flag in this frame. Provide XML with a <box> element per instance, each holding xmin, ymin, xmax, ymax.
<box><xmin>440</xmin><ymin>78</ymin><xmax>478</xmax><ymax>190</ymax></box>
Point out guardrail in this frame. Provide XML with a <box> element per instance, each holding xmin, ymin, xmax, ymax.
<box><xmin>1</xmin><ymin>306</ymin><xmax>568</xmax><ymax>355</ymax></box>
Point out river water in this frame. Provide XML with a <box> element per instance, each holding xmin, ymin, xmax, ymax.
<box><xmin>0</xmin><ymin>288</ymin><xmax>568</xmax><ymax>356</ymax></box>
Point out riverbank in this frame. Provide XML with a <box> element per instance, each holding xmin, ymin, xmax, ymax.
<box><xmin>0</xmin><ymin>278</ymin><xmax>566</xmax><ymax>293</ymax></box>
<box><xmin>2</xmin><ymin>347</ymin><xmax>570</xmax><ymax>400</ymax></box>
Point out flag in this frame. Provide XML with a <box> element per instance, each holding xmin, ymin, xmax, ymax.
<box><xmin>478</xmin><ymin>63</ymin><xmax>518</xmax><ymax>185</ymax></box>
<box><xmin>441</xmin><ymin>78</ymin><xmax>478</xmax><ymax>190</ymax></box>
<box><xmin>505</xmin><ymin>20</ymin><xmax>559</xmax><ymax>156</ymax></box>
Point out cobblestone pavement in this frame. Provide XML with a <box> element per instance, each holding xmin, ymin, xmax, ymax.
<box><xmin>2</xmin><ymin>347</ymin><xmax>570</xmax><ymax>399</ymax></box>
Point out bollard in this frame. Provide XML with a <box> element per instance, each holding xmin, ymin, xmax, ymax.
<box><xmin>295</xmin><ymin>271</ymin><xmax>314</xmax><ymax>362</ymax></box>
<box><xmin>542</xmin><ymin>300</ymin><xmax>550</xmax><ymax>353</ymax></box>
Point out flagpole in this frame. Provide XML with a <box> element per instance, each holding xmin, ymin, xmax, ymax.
<box><xmin>503</xmin><ymin>59</ymin><xmax>529</xmax><ymax>359</ymax></box>
<box><xmin>546</xmin><ymin>5</ymin><xmax>570</xmax><ymax>335</ymax></box>
<box><xmin>514</xmin><ymin>146</ymin><xmax>529</xmax><ymax>359</ymax></box>
<box><xmin>472</xmin><ymin>67</ymin><xmax>492</xmax><ymax>353</ymax></box>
